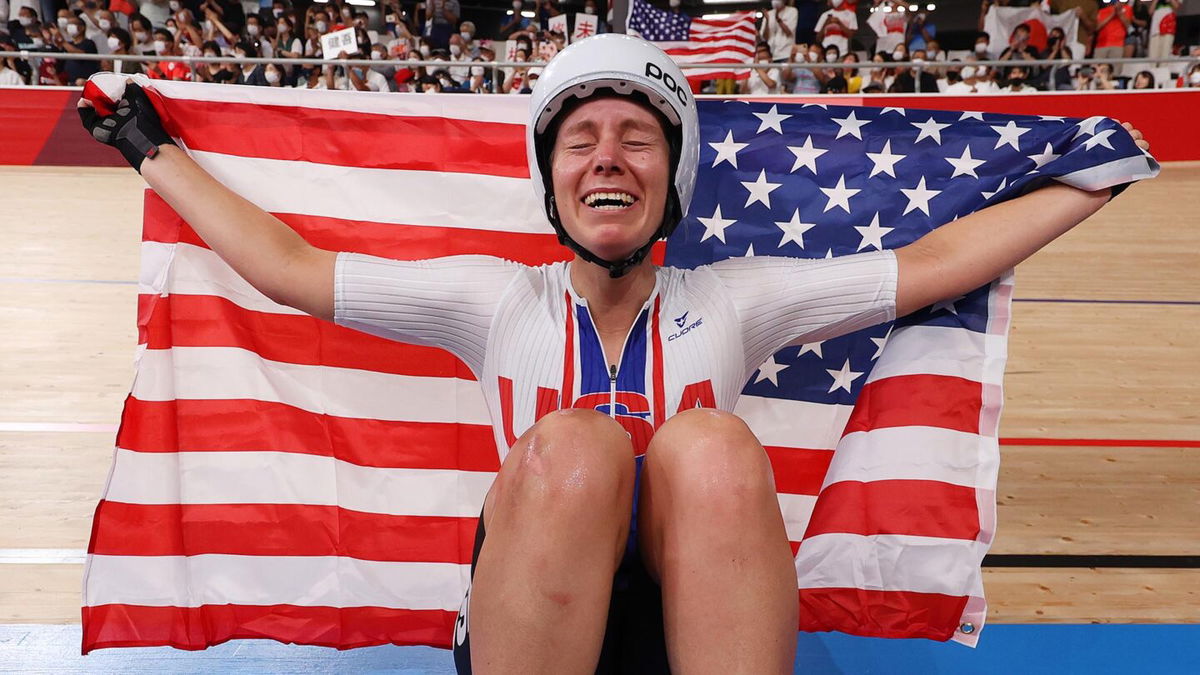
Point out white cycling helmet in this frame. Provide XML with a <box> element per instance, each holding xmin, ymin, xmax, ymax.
<box><xmin>527</xmin><ymin>34</ymin><xmax>700</xmax><ymax>277</ymax></box>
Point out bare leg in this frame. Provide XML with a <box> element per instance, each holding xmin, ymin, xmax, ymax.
<box><xmin>639</xmin><ymin>409</ymin><xmax>797</xmax><ymax>675</ymax></box>
<box><xmin>468</xmin><ymin>408</ymin><xmax>635</xmax><ymax>674</ymax></box>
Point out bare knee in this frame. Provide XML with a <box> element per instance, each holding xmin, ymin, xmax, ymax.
<box><xmin>646</xmin><ymin>409</ymin><xmax>776</xmax><ymax>509</ymax></box>
<box><xmin>488</xmin><ymin>409</ymin><xmax>635</xmax><ymax>522</ymax></box>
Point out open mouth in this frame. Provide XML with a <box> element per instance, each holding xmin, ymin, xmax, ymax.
<box><xmin>581</xmin><ymin>191</ymin><xmax>639</xmax><ymax>211</ymax></box>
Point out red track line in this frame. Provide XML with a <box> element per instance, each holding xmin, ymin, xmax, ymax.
<box><xmin>1001</xmin><ymin>437</ymin><xmax>1200</xmax><ymax>448</ymax></box>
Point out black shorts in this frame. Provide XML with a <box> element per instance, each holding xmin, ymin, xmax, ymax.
<box><xmin>452</xmin><ymin>510</ymin><xmax>671</xmax><ymax>674</ymax></box>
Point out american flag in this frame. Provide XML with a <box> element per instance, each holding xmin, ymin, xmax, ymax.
<box><xmin>80</xmin><ymin>75</ymin><xmax>1156</xmax><ymax>653</ymax></box>
<box><xmin>626</xmin><ymin>0</ymin><xmax>757</xmax><ymax>81</ymax></box>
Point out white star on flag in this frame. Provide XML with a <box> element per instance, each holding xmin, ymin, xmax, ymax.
<box><xmin>959</xmin><ymin>111</ymin><xmax>985</xmax><ymax>121</ymax></box>
<box><xmin>752</xmin><ymin>104</ymin><xmax>791</xmax><ymax>134</ymax></box>
<box><xmin>1027</xmin><ymin>142</ymin><xmax>1061</xmax><ymax>169</ymax></box>
<box><xmin>1039</xmin><ymin>115</ymin><xmax>1066</xmax><ymax>122</ymax></box>
<box><xmin>754</xmin><ymin>355</ymin><xmax>789</xmax><ymax>385</ymax></box>
<box><xmin>945</xmin><ymin>144</ymin><xmax>986</xmax><ymax>179</ymax></box>
<box><xmin>854</xmin><ymin>213</ymin><xmax>894</xmax><ymax>251</ymax></box>
<box><xmin>900</xmin><ymin>176</ymin><xmax>941</xmax><ymax>216</ymax></box>
<box><xmin>823</xmin><ymin>249</ymin><xmax>834</xmax><ymax>259</ymax></box>
<box><xmin>819</xmin><ymin>175</ymin><xmax>860</xmax><ymax>214</ymax></box>
<box><xmin>931</xmin><ymin>295</ymin><xmax>965</xmax><ymax>315</ymax></box>
<box><xmin>866</xmin><ymin>139</ymin><xmax>905</xmax><ymax>178</ymax></box>
<box><xmin>1083</xmin><ymin>129</ymin><xmax>1116</xmax><ymax>151</ymax></box>
<box><xmin>697</xmin><ymin>205</ymin><xmax>736</xmax><ymax>243</ymax></box>
<box><xmin>911</xmin><ymin>117</ymin><xmax>951</xmax><ymax>145</ymax></box>
<box><xmin>774</xmin><ymin>209</ymin><xmax>817</xmax><ymax>249</ymax></box>
<box><xmin>981</xmin><ymin>177</ymin><xmax>1008</xmax><ymax>200</ymax></box>
<box><xmin>870</xmin><ymin>327</ymin><xmax>892</xmax><ymax>360</ymax></box>
<box><xmin>826</xmin><ymin>359</ymin><xmax>864</xmax><ymax>394</ymax></box>
<box><xmin>991</xmin><ymin>120</ymin><xmax>1031</xmax><ymax>151</ymax></box>
<box><xmin>708</xmin><ymin>129</ymin><xmax>748</xmax><ymax>169</ymax></box>
<box><xmin>741</xmin><ymin>169</ymin><xmax>782</xmax><ymax>208</ymax></box>
<box><xmin>880</xmin><ymin>107</ymin><xmax>906</xmax><ymax>116</ymax></box>
<box><xmin>1072</xmin><ymin>116</ymin><xmax>1104</xmax><ymax>139</ymax></box>
<box><xmin>743</xmin><ymin>242</ymin><xmax>755</xmax><ymax>257</ymax></box>
<box><xmin>801</xmin><ymin>102</ymin><xmax>828</xmax><ymax>110</ymax></box>
<box><xmin>831</xmin><ymin>110</ymin><xmax>870</xmax><ymax>140</ymax></box>
<box><xmin>787</xmin><ymin>136</ymin><xmax>828</xmax><ymax>174</ymax></box>
<box><xmin>797</xmin><ymin>341</ymin><xmax>824</xmax><ymax>358</ymax></box>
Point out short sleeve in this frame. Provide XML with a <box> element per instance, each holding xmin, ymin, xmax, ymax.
<box><xmin>708</xmin><ymin>250</ymin><xmax>897</xmax><ymax>378</ymax></box>
<box><xmin>334</xmin><ymin>253</ymin><xmax>523</xmax><ymax>375</ymax></box>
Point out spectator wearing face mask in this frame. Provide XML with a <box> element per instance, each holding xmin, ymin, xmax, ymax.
<box><xmin>466</xmin><ymin>56</ymin><xmax>490</xmax><ymax>93</ymax></box>
<box><xmin>366</xmin><ymin>44</ymin><xmax>397</xmax><ymax>91</ymax></box>
<box><xmin>972</xmin><ymin>31</ymin><xmax>992</xmax><ymax>60</ymax></box>
<box><xmin>57</xmin><ymin>15</ymin><xmax>99</xmax><ymax>85</ymax></box>
<box><xmin>244</xmin><ymin>14</ymin><xmax>272</xmax><ymax>58</ymax></box>
<box><xmin>129</xmin><ymin>14</ymin><xmax>155</xmax><ymax>55</ymax></box>
<box><xmin>741</xmin><ymin>43</ymin><xmax>780</xmax><ymax>95</ymax></box>
<box><xmin>0</xmin><ymin>35</ymin><xmax>30</xmax><ymax>85</ymax></box>
<box><xmin>890</xmin><ymin>48</ymin><xmax>937</xmax><ymax>93</ymax></box>
<box><xmin>998</xmin><ymin>23</ymin><xmax>1038</xmax><ymax>82</ymax></box>
<box><xmin>9</xmin><ymin>6</ymin><xmax>39</xmax><ymax>46</ymax></box>
<box><xmin>274</xmin><ymin>15</ymin><xmax>301</xmax><ymax>61</ymax></box>
<box><xmin>458</xmin><ymin>20</ymin><xmax>478</xmax><ymax>58</ymax></box>
<box><xmin>783</xmin><ymin>42</ymin><xmax>821</xmax><ymax>94</ymax></box>
<box><xmin>447</xmin><ymin>33</ymin><xmax>472</xmax><ymax>83</ymax></box>
<box><xmin>202</xmin><ymin>6</ymin><xmax>238</xmax><ymax>50</ymax></box>
<box><xmin>502</xmin><ymin>47</ymin><xmax>528</xmax><ymax>93</ymax></box>
<box><xmin>868</xmin><ymin>0</ymin><xmax>908</xmax><ymax>56</ymax></box>
<box><xmin>194</xmin><ymin>39</ymin><xmax>236</xmax><ymax>83</ymax></box>
<box><xmin>146</xmin><ymin>27</ymin><xmax>192</xmax><ymax>80</ymax></box>
<box><xmin>418</xmin><ymin>73</ymin><xmax>441</xmax><ymax>93</ymax></box>
<box><xmin>1002</xmin><ymin>64</ymin><xmax>1036</xmax><ymax>92</ymax></box>
<box><xmin>103</xmin><ymin>27</ymin><xmax>141</xmax><ymax>75</ymax></box>
<box><xmin>760</xmin><ymin>0</ymin><xmax>797</xmax><ymax>63</ymax></box>
<box><xmin>500</xmin><ymin>1</ymin><xmax>532</xmax><ymax>38</ymax></box>
<box><xmin>1181</xmin><ymin>63</ymin><xmax>1200</xmax><ymax>88</ymax></box>
<box><xmin>260</xmin><ymin>62</ymin><xmax>284</xmax><ymax>87</ymax></box>
<box><xmin>232</xmin><ymin>39</ymin><xmax>268</xmax><ymax>85</ymax></box>
<box><xmin>813</xmin><ymin>0</ymin><xmax>855</xmax><ymax>57</ymax></box>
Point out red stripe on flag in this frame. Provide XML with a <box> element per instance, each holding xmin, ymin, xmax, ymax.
<box><xmin>798</xmin><ymin>588</ymin><xmax>967</xmax><ymax>641</ymax></box>
<box><xmin>158</xmin><ymin>99</ymin><xmax>529</xmax><ymax>177</ymax></box>
<box><xmin>804</xmin><ymin>480</ymin><xmax>980</xmax><ymax>540</ymax></box>
<box><xmin>139</xmin><ymin>294</ymin><xmax>476</xmax><ymax>379</ymax></box>
<box><xmin>117</xmin><ymin>397</ymin><xmax>501</xmax><ymax>471</ymax></box>
<box><xmin>764</xmin><ymin>446</ymin><xmax>832</xmax><ymax>496</ymax></box>
<box><xmin>82</xmin><ymin>603</ymin><xmax>456</xmax><ymax>653</ymax></box>
<box><xmin>843</xmin><ymin>374</ymin><xmax>982</xmax><ymax>435</ymax></box>
<box><xmin>89</xmin><ymin>501</ymin><xmax>477</xmax><ymax>563</ymax></box>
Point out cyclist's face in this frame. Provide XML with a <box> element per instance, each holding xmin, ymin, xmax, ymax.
<box><xmin>550</xmin><ymin>97</ymin><xmax>670</xmax><ymax>263</ymax></box>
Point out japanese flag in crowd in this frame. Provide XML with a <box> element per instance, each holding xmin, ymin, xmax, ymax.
<box><xmin>79</xmin><ymin>74</ymin><xmax>1157</xmax><ymax>653</ymax></box>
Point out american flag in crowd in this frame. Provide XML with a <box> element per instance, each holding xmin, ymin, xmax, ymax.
<box><xmin>79</xmin><ymin>73</ymin><xmax>1156</xmax><ymax>653</ymax></box>
<box><xmin>626</xmin><ymin>0</ymin><xmax>756</xmax><ymax>81</ymax></box>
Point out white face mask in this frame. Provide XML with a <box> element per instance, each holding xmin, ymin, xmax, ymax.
<box><xmin>449</xmin><ymin>44</ymin><xmax>461</xmax><ymax>56</ymax></box>
<box><xmin>371</xmin><ymin>51</ymin><xmax>383</xmax><ymax>60</ymax></box>
<box><xmin>107</xmin><ymin>36</ymin><xmax>120</xmax><ymax>50</ymax></box>
<box><xmin>33</xmin><ymin>37</ymin><xmax>45</xmax><ymax>46</ymax></box>
<box><xmin>265</xmin><ymin>69</ymin><xmax>280</xmax><ymax>83</ymax></box>
<box><xmin>460</xmin><ymin>31</ymin><xmax>471</xmax><ymax>41</ymax></box>
<box><xmin>825</xmin><ymin>53</ymin><xmax>837</xmax><ymax>63</ymax></box>
<box><xmin>315</xmin><ymin>20</ymin><xmax>328</xmax><ymax>33</ymax></box>
<box><xmin>99</xmin><ymin>18</ymin><xmax>111</xmax><ymax>30</ymax></box>
<box><xmin>247</xmin><ymin>24</ymin><xmax>260</xmax><ymax>36</ymax></box>
<box><xmin>1190</xmin><ymin>71</ymin><xmax>1200</xmax><ymax>85</ymax></box>
<box><xmin>892</xmin><ymin>50</ymin><xmax>904</xmax><ymax>61</ymax></box>
<box><xmin>771</xmin><ymin>0</ymin><xmax>784</xmax><ymax>9</ymax></box>
<box><xmin>278</xmin><ymin>23</ymin><xmax>288</xmax><ymax>33</ymax></box>
<box><xmin>134</xmin><ymin>30</ymin><xmax>147</xmax><ymax>42</ymax></box>
<box><xmin>234</xmin><ymin>50</ymin><xmax>245</xmax><ymax>59</ymax></box>
<box><xmin>167</xmin><ymin>25</ymin><xmax>178</xmax><ymax>36</ymax></box>
<box><xmin>584</xmin><ymin>6</ymin><xmax>595</xmax><ymax>14</ymax></box>
<box><xmin>57</xmin><ymin>17</ymin><xmax>69</xmax><ymax>29</ymax></box>
<box><xmin>961</xmin><ymin>66</ymin><xmax>976</xmax><ymax>79</ymax></box>
<box><xmin>975</xmin><ymin>42</ymin><xmax>988</xmax><ymax>54</ymax></box>
<box><xmin>977</xmin><ymin>66</ymin><xmax>989</xmax><ymax>76</ymax></box>
<box><xmin>419</xmin><ymin>45</ymin><xmax>430</xmax><ymax>57</ymax></box>
<box><xmin>169</xmin><ymin>0</ymin><xmax>180</xmax><ymax>10</ymax></box>
<box><xmin>67</xmin><ymin>24</ymin><xmax>80</xmax><ymax>37</ymax></box>
<box><xmin>471</xmin><ymin>65</ymin><xmax>484</xmax><ymax>76</ymax></box>
<box><xmin>154</xmin><ymin>39</ymin><xmax>168</xmax><ymax>53</ymax></box>
<box><xmin>18</xmin><ymin>15</ymin><xmax>33</xmax><ymax>26</ymax></box>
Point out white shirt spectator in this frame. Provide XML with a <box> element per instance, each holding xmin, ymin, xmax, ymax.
<box><xmin>761</xmin><ymin>4</ymin><xmax>798</xmax><ymax>62</ymax></box>
<box><xmin>814</xmin><ymin>4</ymin><xmax>857</xmax><ymax>55</ymax></box>
<box><xmin>139</xmin><ymin>0</ymin><xmax>171</xmax><ymax>29</ymax></box>
<box><xmin>362</xmin><ymin>68</ymin><xmax>389</xmax><ymax>92</ymax></box>
<box><xmin>449</xmin><ymin>53</ymin><xmax>471</xmax><ymax>83</ymax></box>
<box><xmin>746</xmin><ymin>66</ymin><xmax>781</xmax><ymax>95</ymax></box>
<box><xmin>867</xmin><ymin>4</ymin><xmax>907</xmax><ymax>55</ymax></box>
<box><xmin>0</xmin><ymin>63</ymin><xmax>25</xmax><ymax>86</ymax></box>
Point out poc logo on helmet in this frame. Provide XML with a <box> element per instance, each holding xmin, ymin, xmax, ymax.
<box><xmin>645</xmin><ymin>62</ymin><xmax>689</xmax><ymax>106</ymax></box>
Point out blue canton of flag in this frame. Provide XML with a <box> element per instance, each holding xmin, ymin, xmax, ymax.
<box><xmin>664</xmin><ymin>101</ymin><xmax>1158</xmax><ymax>407</ymax></box>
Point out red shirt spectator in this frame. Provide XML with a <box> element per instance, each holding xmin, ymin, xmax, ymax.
<box><xmin>1095</xmin><ymin>4</ymin><xmax>1131</xmax><ymax>50</ymax></box>
<box><xmin>148</xmin><ymin>60</ymin><xmax>192</xmax><ymax>80</ymax></box>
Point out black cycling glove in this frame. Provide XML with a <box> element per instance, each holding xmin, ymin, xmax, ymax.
<box><xmin>78</xmin><ymin>82</ymin><xmax>177</xmax><ymax>173</ymax></box>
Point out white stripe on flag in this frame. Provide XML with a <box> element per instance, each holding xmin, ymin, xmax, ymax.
<box><xmin>105</xmin><ymin>448</ymin><xmax>493</xmax><ymax>517</ymax></box>
<box><xmin>735</xmin><ymin>395</ymin><xmax>852</xmax><ymax>450</ymax></box>
<box><xmin>84</xmin><ymin>553</ymin><xmax>469</xmax><ymax>610</ymax></box>
<box><xmin>778</xmin><ymin>493</ymin><xmax>817</xmax><ymax>543</ymax></box>
<box><xmin>140</xmin><ymin>74</ymin><xmax>529</xmax><ymax>124</ymax></box>
<box><xmin>189</xmin><ymin>150</ymin><xmax>550</xmax><ymax>234</ymax></box>
<box><xmin>795</xmin><ymin>533</ymin><xmax>987</xmax><ymax>596</ymax></box>
<box><xmin>142</xmin><ymin>242</ymin><xmax>304</xmax><ymax>314</ymax></box>
<box><xmin>826</xmin><ymin>426</ymin><xmax>989</xmax><ymax>489</ymax></box>
<box><xmin>130</xmin><ymin>347</ymin><xmax>492</xmax><ymax>424</ymax></box>
<box><xmin>866</xmin><ymin>324</ymin><xmax>995</xmax><ymax>384</ymax></box>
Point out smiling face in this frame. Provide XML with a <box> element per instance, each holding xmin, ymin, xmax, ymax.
<box><xmin>549</xmin><ymin>97</ymin><xmax>671</xmax><ymax>263</ymax></box>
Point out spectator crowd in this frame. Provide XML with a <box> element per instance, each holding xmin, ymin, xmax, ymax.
<box><xmin>1</xmin><ymin>0</ymin><xmax>1197</xmax><ymax>93</ymax></box>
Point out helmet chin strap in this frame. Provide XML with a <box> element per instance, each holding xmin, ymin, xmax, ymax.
<box><xmin>547</xmin><ymin>194</ymin><xmax>676</xmax><ymax>279</ymax></box>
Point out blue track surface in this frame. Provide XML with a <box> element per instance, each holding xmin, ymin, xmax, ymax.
<box><xmin>2</xmin><ymin>624</ymin><xmax>1197</xmax><ymax>673</ymax></box>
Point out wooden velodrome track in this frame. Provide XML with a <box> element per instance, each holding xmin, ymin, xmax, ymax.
<box><xmin>1</xmin><ymin>162</ymin><xmax>1197</xmax><ymax>631</ymax></box>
